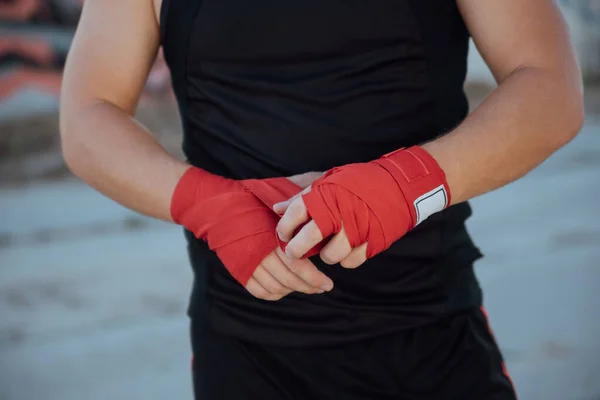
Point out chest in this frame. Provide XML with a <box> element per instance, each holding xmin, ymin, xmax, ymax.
<box><xmin>184</xmin><ymin>0</ymin><xmax>423</xmax><ymax>61</ymax></box>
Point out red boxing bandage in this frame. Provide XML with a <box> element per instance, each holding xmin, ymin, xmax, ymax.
<box><xmin>301</xmin><ymin>146</ymin><xmax>450</xmax><ymax>258</ymax></box>
<box><xmin>170</xmin><ymin>168</ymin><xmax>322</xmax><ymax>286</ymax></box>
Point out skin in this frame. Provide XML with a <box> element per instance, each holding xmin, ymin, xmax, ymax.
<box><xmin>59</xmin><ymin>0</ymin><xmax>332</xmax><ymax>302</ymax></box>
<box><xmin>276</xmin><ymin>0</ymin><xmax>585</xmax><ymax>270</ymax></box>
<box><xmin>61</xmin><ymin>0</ymin><xmax>584</xmax><ymax>300</ymax></box>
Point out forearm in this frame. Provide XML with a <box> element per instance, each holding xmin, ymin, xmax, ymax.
<box><xmin>423</xmin><ymin>66</ymin><xmax>584</xmax><ymax>205</ymax></box>
<box><xmin>60</xmin><ymin>100</ymin><xmax>190</xmax><ymax>222</ymax></box>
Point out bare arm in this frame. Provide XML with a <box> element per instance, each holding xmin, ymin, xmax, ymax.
<box><xmin>423</xmin><ymin>0</ymin><xmax>585</xmax><ymax>204</ymax></box>
<box><xmin>60</xmin><ymin>0</ymin><xmax>334</xmax><ymax>297</ymax></box>
<box><xmin>275</xmin><ymin>0</ymin><xmax>585</xmax><ymax>267</ymax></box>
<box><xmin>60</xmin><ymin>0</ymin><xmax>189</xmax><ymax>222</ymax></box>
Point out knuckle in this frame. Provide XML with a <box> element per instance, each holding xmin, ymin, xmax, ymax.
<box><xmin>294</xmin><ymin>285</ymin><xmax>311</xmax><ymax>294</ymax></box>
<box><xmin>256</xmin><ymin>290</ymin><xmax>273</xmax><ymax>300</ymax></box>
<box><xmin>266</xmin><ymin>283</ymin><xmax>283</xmax><ymax>295</ymax></box>
<box><xmin>260</xmin><ymin>253</ymin><xmax>276</xmax><ymax>266</ymax></box>
<box><xmin>340</xmin><ymin>259</ymin><xmax>359</xmax><ymax>269</ymax></box>
<box><xmin>289</xmin><ymin>201</ymin><xmax>307</xmax><ymax>219</ymax></box>
<box><xmin>320</xmin><ymin>254</ymin><xmax>336</xmax><ymax>265</ymax></box>
<box><xmin>278</xmin><ymin>277</ymin><xmax>293</xmax><ymax>289</ymax></box>
<box><xmin>277</xmin><ymin>219</ymin><xmax>289</xmax><ymax>234</ymax></box>
<box><xmin>286</xmin><ymin>246</ymin><xmax>303</xmax><ymax>259</ymax></box>
<box><xmin>286</xmin><ymin>261</ymin><xmax>299</xmax><ymax>274</ymax></box>
<box><xmin>267</xmin><ymin>293</ymin><xmax>285</xmax><ymax>301</ymax></box>
<box><xmin>293</xmin><ymin>261</ymin><xmax>315</xmax><ymax>278</ymax></box>
<box><xmin>320</xmin><ymin>250</ymin><xmax>339</xmax><ymax>265</ymax></box>
<box><xmin>278</xmin><ymin>252</ymin><xmax>296</xmax><ymax>270</ymax></box>
<box><xmin>308</xmin><ymin>227</ymin><xmax>322</xmax><ymax>242</ymax></box>
<box><xmin>254</xmin><ymin>290</ymin><xmax>270</xmax><ymax>300</ymax></box>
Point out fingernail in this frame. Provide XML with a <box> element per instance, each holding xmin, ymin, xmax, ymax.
<box><xmin>273</xmin><ymin>202</ymin><xmax>287</xmax><ymax>212</ymax></box>
<box><xmin>316</xmin><ymin>290</ymin><xmax>325</xmax><ymax>294</ymax></box>
<box><xmin>321</xmin><ymin>283</ymin><xmax>333</xmax><ymax>292</ymax></box>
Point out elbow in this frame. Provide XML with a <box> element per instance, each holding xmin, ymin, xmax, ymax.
<box><xmin>525</xmin><ymin>64</ymin><xmax>585</xmax><ymax>150</ymax></box>
<box><xmin>61</xmin><ymin>145</ymin><xmax>84</xmax><ymax>180</ymax></box>
<box><xmin>59</xmin><ymin>106</ymin><xmax>89</xmax><ymax>180</ymax></box>
<box><xmin>559</xmin><ymin>97</ymin><xmax>584</xmax><ymax>147</ymax></box>
<box><xmin>552</xmin><ymin>84</ymin><xmax>585</xmax><ymax>149</ymax></box>
<box><xmin>60</xmin><ymin>129</ymin><xmax>77</xmax><ymax>177</ymax></box>
<box><xmin>59</xmin><ymin>115</ymin><xmax>78</xmax><ymax>176</ymax></box>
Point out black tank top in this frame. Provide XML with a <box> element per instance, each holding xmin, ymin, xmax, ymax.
<box><xmin>161</xmin><ymin>0</ymin><xmax>484</xmax><ymax>347</ymax></box>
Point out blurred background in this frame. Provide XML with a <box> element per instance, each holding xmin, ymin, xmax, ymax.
<box><xmin>0</xmin><ymin>1</ymin><xmax>599</xmax><ymax>399</ymax></box>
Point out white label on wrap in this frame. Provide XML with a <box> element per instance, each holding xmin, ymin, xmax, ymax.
<box><xmin>413</xmin><ymin>185</ymin><xmax>448</xmax><ymax>226</ymax></box>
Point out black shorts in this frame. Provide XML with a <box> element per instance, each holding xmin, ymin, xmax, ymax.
<box><xmin>190</xmin><ymin>307</ymin><xmax>516</xmax><ymax>400</ymax></box>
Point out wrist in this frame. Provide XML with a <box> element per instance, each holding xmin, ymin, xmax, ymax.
<box><xmin>376</xmin><ymin>146</ymin><xmax>451</xmax><ymax>227</ymax></box>
<box><xmin>170</xmin><ymin>166</ymin><xmax>238</xmax><ymax>224</ymax></box>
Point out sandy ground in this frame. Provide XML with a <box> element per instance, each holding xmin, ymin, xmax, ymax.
<box><xmin>0</xmin><ymin>96</ymin><xmax>599</xmax><ymax>399</ymax></box>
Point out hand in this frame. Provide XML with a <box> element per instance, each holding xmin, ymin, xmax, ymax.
<box><xmin>274</xmin><ymin>147</ymin><xmax>451</xmax><ymax>269</ymax></box>
<box><xmin>245</xmin><ymin>247</ymin><xmax>334</xmax><ymax>301</ymax></box>
<box><xmin>172</xmin><ymin>168</ymin><xmax>333</xmax><ymax>291</ymax></box>
<box><xmin>274</xmin><ymin>187</ymin><xmax>368</xmax><ymax>269</ymax></box>
<box><xmin>245</xmin><ymin>170</ymin><xmax>335</xmax><ymax>301</ymax></box>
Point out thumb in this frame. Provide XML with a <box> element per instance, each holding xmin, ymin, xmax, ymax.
<box><xmin>286</xmin><ymin>171</ymin><xmax>324</xmax><ymax>189</ymax></box>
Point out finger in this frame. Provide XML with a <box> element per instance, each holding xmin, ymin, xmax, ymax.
<box><xmin>262</xmin><ymin>252</ymin><xmax>324</xmax><ymax>294</ymax></box>
<box><xmin>276</xmin><ymin>197</ymin><xmax>310</xmax><ymax>242</ymax></box>
<box><xmin>275</xmin><ymin>247</ymin><xmax>334</xmax><ymax>292</ymax></box>
<box><xmin>285</xmin><ymin>219</ymin><xmax>323</xmax><ymax>259</ymax></box>
<box><xmin>245</xmin><ymin>276</ymin><xmax>283</xmax><ymax>301</ymax></box>
<box><xmin>340</xmin><ymin>243</ymin><xmax>368</xmax><ymax>269</ymax></box>
<box><xmin>272</xmin><ymin>202</ymin><xmax>288</xmax><ymax>215</ymax></box>
<box><xmin>319</xmin><ymin>226</ymin><xmax>352</xmax><ymax>265</ymax></box>
<box><xmin>273</xmin><ymin>185</ymin><xmax>312</xmax><ymax>214</ymax></box>
<box><xmin>286</xmin><ymin>171</ymin><xmax>324</xmax><ymax>189</ymax></box>
<box><xmin>252</xmin><ymin>263</ymin><xmax>292</xmax><ymax>296</ymax></box>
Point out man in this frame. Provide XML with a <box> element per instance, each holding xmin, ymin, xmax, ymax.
<box><xmin>60</xmin><ymin>0</ymin><xmax>583</xmax><ymax>398</ymax></box>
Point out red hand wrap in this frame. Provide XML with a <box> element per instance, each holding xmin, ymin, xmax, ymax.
<box><xmin>301</xmin><ymin>146</ymin><xmax>450</xmax><ymax>258</ymax></box>
<box><xmin>170</xmin><ymin>168</ymin><xmax>322</xmax><ymax>286</ymax></box>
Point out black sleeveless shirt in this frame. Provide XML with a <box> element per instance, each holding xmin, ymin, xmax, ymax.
<box><xmin>161</xmin><ymin>0</ymin><xmax>484</xmax><ymax>347</ymax></box>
